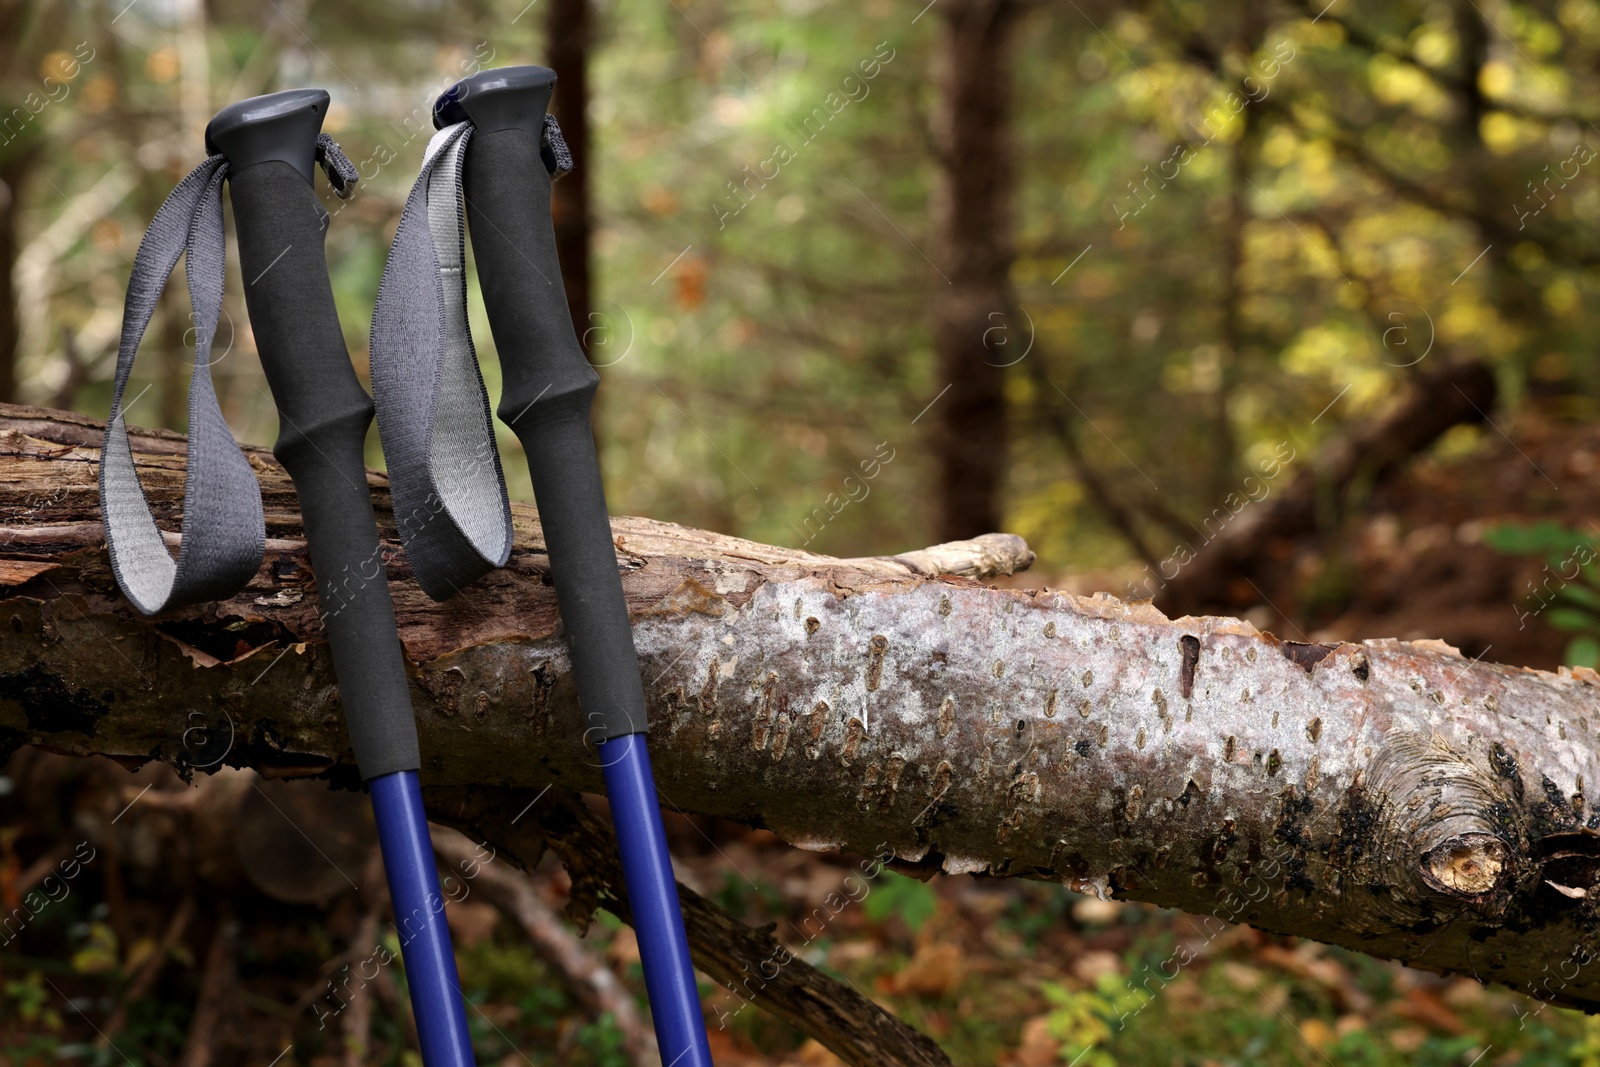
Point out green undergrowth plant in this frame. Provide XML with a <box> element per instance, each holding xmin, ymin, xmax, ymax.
<box><xmin>1484</xmin><ymin>520</ymin><xmax>1600</xmax><ymax>667</ymax></box>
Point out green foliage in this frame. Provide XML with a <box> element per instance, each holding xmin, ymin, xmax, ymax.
<box><xmin>4</xmin><ymin>969</ymin><xmax>62</xmax><ymax>1030</ymax></box>
<box><xmin>1568</xmin><ymin>635</ymin><xmax>1600</xmax><ymax>669</ymax></box>
<box><xmin>1574</xmin><ymin>1015</ymin><xmax>1600</xmax><ymax>1067</ymax></box>
<box><xmin>1482</xmin><ymin>520</ymin><xmax>1598</xmax><ymax>559</ymax></box>
<box><xmin>444</xmin><ymin>924</ymin><xmax>653</xmax><ymax>1066</ymax></box>
<box><xmin>15</xmin><ymin>0</ymin><xmax>1600</xmax><ymax>577</ymax></box>
<box><xmin>1484</xmin><ymin>521</ymin><xmax>1600</xmax><ymax>666</ymax></box>
<box><xmin>122</xmin><ymin>995</ymin><xmax>195</xmax><ymax>1063</ymax></box>
<box><xmin>1039</xmin><ymin>979</ymin><xmax>1119</xmax><ymax>1067</ymax></box>
<box><xmin>69</xmin><ymin>920</ymin><xmax>119</xmax><ymax>976</ymax></box>
<box><xmin>1000</xmin><ymin>881</ymin><xmax>1076</xmax><ymax>948</ymax></box>
<box><xmin>863</xmin><ymin>871</ymin><xmax>937</xmax><ymax>933</ymax></box>
<box><xmin>573</xmin><ymin>1014</ymin><xmax>634</xmax><ymax>1067</ymax></box>
<box><xmin>711</xmin><ymin>868</ymin><xmax>786</xmax><ymax>920</ymax></box>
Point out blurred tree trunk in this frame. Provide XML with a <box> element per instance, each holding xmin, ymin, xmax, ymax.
<box><xmin>156</xmin><ymin>0</ymin><xmax>210</xmax><ymax>430</ymax></box>
<box><xmin>0</xmin><ymin>153</ymin><xmax>24</xmax><ymax>404</ymax></box>
<box><xmin>930</xmin><ymin>0</ymin><xmax>1019</xmax><ymax>542</ymax></box>
<box><xmin>0</xmin><ymin>2</ymin><xmax>72</xmax><ymax>406</ymax></box>
<box><xmin>1445</xmin><ymin>0</ymin><xmax>1534</xmax><ymax>372</ymax></box>
<box><xmin>548</xmin><ymin>0</ymin><xmax>594</xmax><ymax>363</ymax></box>
<box><xmin>1210</xmin><ymin>117</ymin><xmax>1251</xmax><ymax>501</ymax></box>
<box><xmin>0</xmin><ymin>0</ymin><xmax>33</xmax><ymax>407</ymax></box>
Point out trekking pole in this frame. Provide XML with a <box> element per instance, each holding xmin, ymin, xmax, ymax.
<box><xmin>100</xmin><ymin>89</ymin><xmax>477</xmax><ymax>1066</ymax></box>
<box><xmin>368</xmin><ymin>66</ymin><xmax>714</xmax><ymax>1066</ymax></box>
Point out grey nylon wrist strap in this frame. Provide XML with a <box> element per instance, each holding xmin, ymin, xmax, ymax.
<box><xmin>100</xmin><ymin>137</ymin><xmax>359</xmax><ymax>615</ymax></box>
<box><xmin>368</xmin><ymin>116</ymin><xmax>571</xmax><ymax>599</ymax></box>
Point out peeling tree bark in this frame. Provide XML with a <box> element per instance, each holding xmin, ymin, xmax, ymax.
<box><xmin>5</xmin><ymin>404</ymin><xmax>1600</xmax><ymax>1014</ymax></box>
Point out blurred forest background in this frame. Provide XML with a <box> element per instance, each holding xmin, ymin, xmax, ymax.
<box><xmin>9</xmin><ymin>0</ymin><xmax>1600</xmax><ymax>1063</ymax></box>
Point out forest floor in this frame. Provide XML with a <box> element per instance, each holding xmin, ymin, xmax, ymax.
<box><xmin>4</xmin><ymin>747</ymin><xmax>1593</xmax><ymax>1067</ymax></box>
<box><xmin>1029</xmin><ymin>406</ymin><xmax>1600</xmax><ymax>675</ymax></box>
<box><xmin>6</xmin><ymin>750</ymin><xmax>1593</xmax><ymax>1067</ymax></box>
<box><xmin>7</xmin><ymin>409</ymin><xmax>1600</xmax><ymax>1067</ymax></box>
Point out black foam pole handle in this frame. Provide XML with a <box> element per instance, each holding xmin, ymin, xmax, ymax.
<box><xmin>441</xmin><ymin>67</ymin><xmax>647</xmax><ymax>741</ymax></box>
<box><xmin>207</xmin><ymin>90</ymin><xmax>421</xmax><ymax>780</ymax></box>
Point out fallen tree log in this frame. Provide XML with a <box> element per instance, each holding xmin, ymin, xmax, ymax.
<box><xmin>5</xmin><ymin>403</ymin><xmax>1600</xmax><ymax>1017</ymax></box>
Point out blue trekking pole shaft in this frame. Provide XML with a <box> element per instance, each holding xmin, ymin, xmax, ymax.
<box><xmin>205</xmin><ymin>91</ymin><xmax>476</xmax><ymax>1067</ymax></box>
<box><xmin>436</xmin><ymin>68</ymin><xmax>714</xmax><ymax>1066</ymax></box>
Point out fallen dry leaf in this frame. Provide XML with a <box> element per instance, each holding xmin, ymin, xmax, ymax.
<box><xmin>1298</xmin><ymin>1017</ymin><xmax>1335</xmax><ymax>1051</ymax></box>
<box><xmin>607</xmin><ymin>924</ymin><xmax>641</xmax><ymax>966</ymax></box>
<box><xmin>884</xmin><ymin>942</ymin><xmax>964</xmax><ymax>998</ymax></box>
<box><xmin>1072</xmin><ymin>949</ymin><xmax>1122</xmax><ymax>985</ymax></box>
<box><xmin>790</xmin><ymin>1038</ymin><xmax>847</xmax><ymax>1065</ymax></box>
<box><xmin>445</xmin><ymin>900</ymin><xmax>499</xmax><ymax>948</ymax></box>
<box><xmin>1392</xmin><ymin>985</ymin><xmax>1467</xmax><ymax>1035</ymax></box>
<box><xmin>1007</xmin><ymin>1013</ymin><xmax>1062</xmax><ymax>1067</ymax></box>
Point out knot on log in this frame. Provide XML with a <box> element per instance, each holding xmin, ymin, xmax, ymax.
<box><xmin>1420</xmin><ymin>833</ymin><xmax>1507</xmax><ymax>898</ymax></box>
<box><xmin>1354</xmin><ymin>732</ymin><xmax>1521</xmax><ymax>926</ymax></box>
<box><xmin>1356</xmin><ymin>731</ymin><xmax>1600</xmax><ymax>929</ymax></box>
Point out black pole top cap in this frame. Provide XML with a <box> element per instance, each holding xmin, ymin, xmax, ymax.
<box><xmin>205</xmin><ymin>88</ymin><xmax>330</xmax><ymax>184</ymax></box>
<box><xmin>433</xmin><ymin>65</ymin><xmax>556</xmax><ymax>140</ymax></box>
